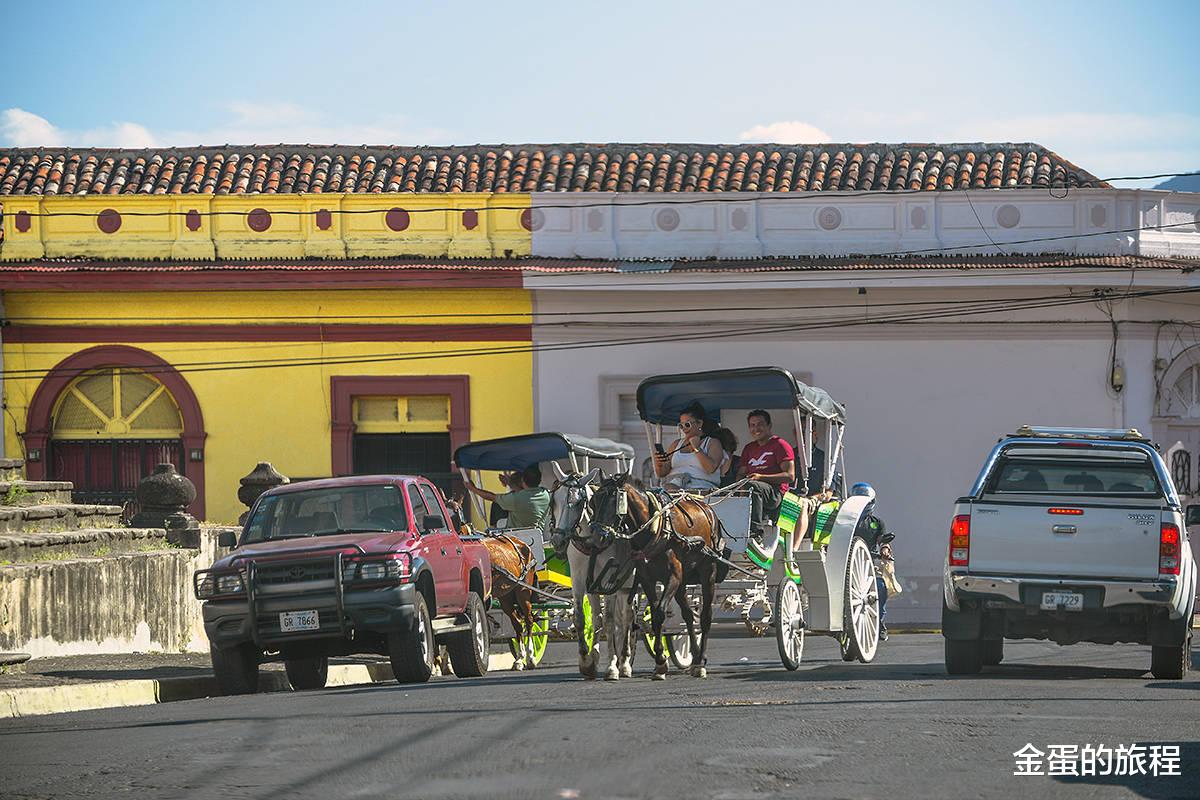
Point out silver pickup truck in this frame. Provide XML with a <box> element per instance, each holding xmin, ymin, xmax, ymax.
<box><xmin>943</xmin><ymin>426</ymin><xmax>1196</xmax><ymax>679</ymax></box>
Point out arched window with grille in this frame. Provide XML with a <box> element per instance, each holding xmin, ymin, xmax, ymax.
<box><xmin>50</xmin><ymin>368</ymin><xmax>185</xmax><ymax>506</ymax></box>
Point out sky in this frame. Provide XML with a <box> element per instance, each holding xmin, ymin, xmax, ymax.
<box><xmin>0</xmin><ymin>0</ymin><xmax>1197</xmax><ymax>188</ymax></box>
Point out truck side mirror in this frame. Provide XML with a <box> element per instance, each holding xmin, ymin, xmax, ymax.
<box><xmin>422</xmin><ymin>514</ymin><xmax>446</xmax><ymax>533</ymax></box>
<box><xmin>1186</xmin><ymin>505</ymin><xmax>1200</xmax><ymax>527</ymax></box>
<box><xmin>217</xmin><ymin>530</ymin><xmax>238</xmax><ymax>548</ymax></box>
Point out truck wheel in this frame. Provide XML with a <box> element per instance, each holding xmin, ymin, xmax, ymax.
<box><xmin>1150</xmin><ymin>629</ymin><xmax>1191</xmax><ymax>680</ymax></box>
<box><xmin>284</xmin><ymin>655</ymin><xmax>329</xmax><ymax>691</ymax></box>
<box><xmin>944</xmin><ymin>636</ymin><xmax>984</xmax><ymax>675</ymax></box>
<box><xmin>389</xmin><ymin>593</ymin><xmax>435</xmax><ymax>684</ymax></box>
<box><xmin>447</xmin><ymin>593</ymin><xmax>490</xmax><ymax>678</ymax></box>
<box><xmin>211</xmin><ymin>643</ymin><xmax>260</xmax><ymax>695</ymax></box>
<box><xmin>981</xmin><ymin>638</ymin><xmax>1004</xmax><ymax>666</ymax></box>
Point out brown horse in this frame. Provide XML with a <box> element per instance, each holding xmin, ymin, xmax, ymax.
<box><xmin>481</xmin><ymin>534</ymin><xmax>540</xmax><ymax>670</ymax></box>
<box><xmin>587</xmin><ymin>474</ymin><xmax>722</xmax><ymax>680</ymax></box>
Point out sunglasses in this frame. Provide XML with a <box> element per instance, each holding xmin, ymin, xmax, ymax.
<box><xmin>679</xmin><ymin>420</ymin><xmax>699</xmax><ymax>429</ymax></box>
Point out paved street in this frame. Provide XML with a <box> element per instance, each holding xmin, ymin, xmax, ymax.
<box><xmin>0</xmin><ymin>632</ymin><xmax>1195</xmax><ymax>800</ymax></box>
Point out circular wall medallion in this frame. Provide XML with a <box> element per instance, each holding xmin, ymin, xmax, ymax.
<box><xmin>461</xmin><ymin>209</ymin><xmax>479</xmax><ymax>230</ymax></box>
<box><xmin>185</xmin><ymin>209</ymin><xmax>202</xmax><ymax>232</ymax></box>
<box><xmin>14</xmin><ymin>210</ymin><xmax>31</xmax><ymax>232</ymax></box>
<box><xmin>996</xmin><ymin>204</ymin><xmax>1021</xmax><ymax>229</ymax></box>
<box><xmin>1090</xmin><ymin>204</ymin><xmax>1107</xmax><ymax>228</ymax></box>
<box><xmin>910</xmin><ymin>206</ymin><xmax>928</xmax><ymax>230</ymax></box>
<box><xmin>587</xmin><ymin>208</ymin><xmax>604</xmax><ymax>232</ymax></box>
<box><xmin>520</xmin><ymin>208</ymin><xmax>544</xmax><ymax>232</ymax></box>
<box><xmin>817</xmin><ymin>206</ymin><xmax>842</xmax><ymax>231</ymax></box>
<box><xmin>247</xmin><ymin>208</ymin><xmax>272</xmax><ymax>232</ymax></box>
<box><xmin>315</xmin><ymin>209</ymin><xmax>332</xmax><ymax>231</ymax></box>
<box><xmin>655</xmin><ymin>207</ymin><xmax>680</xmax><ymax>232</ymax></box>
<box><xmin>385</xmin><ymin>208</ymin><xmax>410</xmax><ymax>232</ymax></box>
<box><xmin>731</xmin><ymin>207</ymin><xmax>748</xmax><ymax>231</ymax></box>
<box><xmin>97</xmin><ymin>208</ymin><xmax>122</xmax><ymax>234</ymax></box>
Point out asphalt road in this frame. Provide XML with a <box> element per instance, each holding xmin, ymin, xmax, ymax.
<box><xmin>1</xmin><ymin>632</ymin><xmax>1196</xmax><ymax>800</ymax></box>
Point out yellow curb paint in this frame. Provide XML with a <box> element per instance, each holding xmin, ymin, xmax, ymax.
<box><xmin>0</xmin><ymin>680</ymin><xmax>158</xmax><ymax>718</ymax></box>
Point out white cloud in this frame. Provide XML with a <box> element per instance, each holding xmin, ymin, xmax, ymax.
<box><xmin>1</xmin><ymin>108</ymin><xmax>65</xmax><ymax>146</ymax></box>
<box><xmin>0</xmin><ymin>104</ymin><xmax>451</xmax><ymax>149</ymax></box>
<box><xmin>737</xmin><ymin>120</ymin><xmax>832</xmax><ymax>144</ymax></box>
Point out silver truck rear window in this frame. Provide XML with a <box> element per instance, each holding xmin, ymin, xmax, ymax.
<box><xmin>986</xmin><ymin>456</ymin><xmax>1161</xmax><ymax>496</ymax></box>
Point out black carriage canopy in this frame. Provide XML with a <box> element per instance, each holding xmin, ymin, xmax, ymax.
<box><xmin>453</xmin><ymin>432</ymin><xmax>635</xmax><ymax>472</ymax></box>
<box><xmin>635</xmin><ymin>366</ymin><xmax>846</xmax><ymax>426</ymax></box>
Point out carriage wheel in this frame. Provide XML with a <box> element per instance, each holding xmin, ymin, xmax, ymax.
<box><xmin>843</xmin><ymin>537</ymin><xmax>881</xmax><ymax>664</ymax></box>
<box><xmin>638</xmin><ymin>591</ymin><xmax>694</xmax><ymax>670</ymax></box>
<box><xmin>508</xmin><ymin>610</ymin><xmax>550</xmax><ymax>666</ymax></box>
<box><xmin>774</xmin><ymin>578</ymin><xmax>805</xmax><ymax>670</ymax></box>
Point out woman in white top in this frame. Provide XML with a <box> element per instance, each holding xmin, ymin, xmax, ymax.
<box><xmin>653</xmin><ymin>402</ymin><xmax>725</xmax><ymax>492</ymax></box>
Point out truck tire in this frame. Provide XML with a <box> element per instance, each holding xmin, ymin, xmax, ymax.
<box><xmin>981</xmin><ymin>638</ymin><xmax>1004</xmax><ymax>666</ymax></box>
<box><xmin>1150</xmin><ymin>629</ymin><xmax>1191</xmax><ymax>680</ymax></box>
<box><xmin>211</xmin><ymin>643</ymin><xmax>260</xmax><ymax>695</ymax></box>
<box><xmin>447</xmin><ymin>593</ymin><xmax>490</xmax><ymax>678</ymax></box>
<box><xmin>944</xmin><ymin>636</ymin><xmax>984</xmax><ymax>675</ymax></box>
<box><xmin>284</xmin><ymin>655</ymin><xmax>329</xmax><ymax>690</ymax></box>
<box><xmin>389</xmin><ymin>593</ymin><xmax>435</xmax><ymax>684</ymax></box>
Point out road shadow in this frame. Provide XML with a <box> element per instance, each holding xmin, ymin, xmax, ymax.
<box><xmin>720</xmin><ymin>659</ymin><xmax>1155</xmax><ymax>683</ymax></box>
<box><xmin>1051</xmin><ymin>740</ymin><xmax>1199</xmax><ymax>799</ymax></box>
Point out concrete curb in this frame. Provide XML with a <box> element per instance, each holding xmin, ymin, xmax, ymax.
<box><xmin>0</xmin><ymin>652</ymin><xmax>516</xmax><ymax>719</ymax></box>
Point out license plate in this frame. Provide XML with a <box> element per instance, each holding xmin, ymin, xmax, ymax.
<box><xmin>279</xmin><ymin>610</ymin><xmax>320</xmax><ymax>632</ymax></box>
<box><xmin>1040</xmin><ymin>591</ymin><xmax>1084</xmax><ymax>611</ymax></box>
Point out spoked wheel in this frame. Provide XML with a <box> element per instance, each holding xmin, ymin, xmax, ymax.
<box><xmin>638</xmin><ymin>590</ymin><xmax>694</xmax><ymax>670</ymax></box>
<box><xmin>842</xmin><ymin>537</ymin><xmax>881</xmax><ymax>664</ymax></box>
<box><xmin>508</xmin><ymin>610</ymin><xmax>550</xmax><ymax>666</ymax></box>
<box><xmin>774</xmin><ymin>578</ymin><xmax>805</xmax><ymax>670</ymax></box>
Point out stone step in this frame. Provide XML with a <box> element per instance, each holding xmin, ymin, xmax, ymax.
<box><xmin>0</xmin><ymin>504</ymin><xmax>124</xmax><ymax>534</ymax></box>
<box><xmin>0</xmin><ymin>528</ymin><xmax>171</xmax><ymax>564</ymax></box>
<box><xmin>0</xmin><ymin>459</ymin><xmax>24</xmax><ymax>483</ymax></box>
<box><xmin>0</xmin><ymin>482</ymin><xmax>74</xmax><ymax>507</ymax></box>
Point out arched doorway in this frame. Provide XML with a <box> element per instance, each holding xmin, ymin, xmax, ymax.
<box><xmin>49</xmin><ymin>368</ymin><xmax>184</xmax><ymax>508</ymax></box>
<box><xmin>1155</xmin><ymin>348</ymin><xmax>1200</xmax><ymax>498</ymax></box>
<box><xmin>23</xmin><ymin>346</ymin><xmax>207</xmax><ymax>518</ymax></box>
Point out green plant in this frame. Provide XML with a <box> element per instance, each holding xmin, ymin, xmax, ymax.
<box><xmin>2</xmin><ymin>484</ymin><xmax>29</xmax><ymax>506</ymax></box>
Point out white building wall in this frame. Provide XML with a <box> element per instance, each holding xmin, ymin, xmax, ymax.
<box><xmin>531</xmin><ymin>284</ymin><xmax>1180</xmax><ymax>623</ymax></box>
<box><xmin>528</xmin><ymin>188</ymin><xmax>1200</xmax><ymax>260</ymax></box>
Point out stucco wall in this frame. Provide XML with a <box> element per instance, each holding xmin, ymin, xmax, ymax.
<box><xmin>2</xmin><ymin>288</ymin><xmax>535</xmax><ymax>523</ymax></box>
<box><xmin>531</xmin><ymin>284</ymin><xmax>1174</xmax><ymax>623</ymax></box>
<box><xmin>0</xmin><ymin>529</ymin><xmax>233</xmax><ymax>658</ymax></box>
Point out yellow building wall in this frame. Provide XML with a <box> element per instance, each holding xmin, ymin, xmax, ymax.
<box><xmin>0</xmin><ymin>193</ymin><xmax>533</xmax><ymax>261</ymax></box>
<box><xmin>3</xmin><ymin>289</ymin><xmax>533</xmax><ymax>523</ymax></box>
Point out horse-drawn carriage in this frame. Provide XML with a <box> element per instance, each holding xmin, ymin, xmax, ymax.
<box><xmin>612</xmin><ymin>366</ymin><xmax>882</xmax><ymax>673</ymax></box>
<box><xmin>453</xmin><ymin>432</ymin><xmax>635</xmax><ymax>671</ymax></box>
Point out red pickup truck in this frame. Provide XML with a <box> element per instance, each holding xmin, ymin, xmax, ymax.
<box><xmin>194</xmin><ymin>475</ymin><xmax>492</xmax><ymax>694</ymax></box>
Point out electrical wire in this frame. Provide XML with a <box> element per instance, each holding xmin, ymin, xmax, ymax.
<box><xmin>3</xmin><ymin>284</ymin><xmax>1195</xmax><ymax>380</ymax></box>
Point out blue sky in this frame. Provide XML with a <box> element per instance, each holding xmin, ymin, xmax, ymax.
<box><xmin>1</xmin><ymin>0</ymin><xmax>1196</xmax><ymax>186</ymax></box>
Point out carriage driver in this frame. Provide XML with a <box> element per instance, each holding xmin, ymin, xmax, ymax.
<box><xmin>460</xmin><ymin>464</ymin><xmax>553</xmax><ymax>531</ymax></box>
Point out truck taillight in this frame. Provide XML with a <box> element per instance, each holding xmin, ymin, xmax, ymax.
<box><xmin>1159</xmin><ymin>523</ymin><xmax>1181</xmax><ymax>575</ymax></box>
<box><xmin>949</xmin><ymin>514</ymin><xmax>971</xmax><ymax>567</ymax></box>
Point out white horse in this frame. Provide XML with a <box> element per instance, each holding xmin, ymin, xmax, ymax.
<box><xmin>552</xmin><ymin>466</ymin><xmax>638</xmax><ymax>681</ymax></box>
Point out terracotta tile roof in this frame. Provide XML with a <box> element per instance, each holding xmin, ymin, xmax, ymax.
<box><xmin>0</xmin><ymin>143</ymin><xmax>1105</xmax><ymax>195</ymax></box>
<box><xmin>1</xmin><ymin>254</ymin><xmax>1187</xmax><ymax>274</ymax></box>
